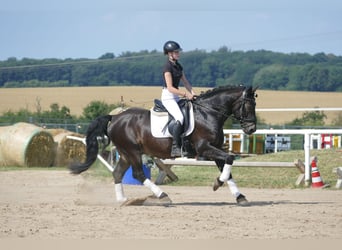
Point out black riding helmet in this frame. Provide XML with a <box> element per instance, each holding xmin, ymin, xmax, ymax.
<box><xmin>163</xmin><ymin>41</ymin><xmax>182</xmax><ymax>55</ymax></box>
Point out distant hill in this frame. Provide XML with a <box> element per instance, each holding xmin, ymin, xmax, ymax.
<box><xmin>1</xmin><ymin>48</ymin><xmax>342</xmax><ymax>91</ymax></box>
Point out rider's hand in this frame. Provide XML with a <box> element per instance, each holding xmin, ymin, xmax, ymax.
<box><xmin>185</xmin><ymin>92</ymin><xmax>196</xmax><ymax>100</ymax></box>
<box><xmin>186</xmin><ymin>92</ymin><xmax>194</xmax><ymax>100</ymax></box>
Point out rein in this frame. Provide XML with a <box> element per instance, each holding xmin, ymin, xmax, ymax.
<box><xmin>191</xmin><ymin>99</ymin><xmax>231</xmax><ymax>119</ymax></box>
<box><xmin>192</xmin><ymin>88</ymin><xmax>255</xmax><ymax>124</ymax></box>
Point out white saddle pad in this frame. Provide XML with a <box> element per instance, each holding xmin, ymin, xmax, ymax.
<box><xmin>150</xmin><ymin>102</ymin><xmax>195</xmax><ymax>138</ymax></box>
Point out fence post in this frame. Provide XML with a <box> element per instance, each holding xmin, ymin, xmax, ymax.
<box><xmin>304</xmin><ymin>133</ymin><xmax>311</xmax><ymax>186</ymax></box>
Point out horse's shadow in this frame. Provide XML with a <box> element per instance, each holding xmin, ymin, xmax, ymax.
<box><xmin>170</xmin><ymin>200</ymin><xmax>333</xmax><ymax>207</ymax></box>
<box><xmin>120</xmin><ymin>195</ymin><xmax>335</xmax><ymax>207</ymax></box>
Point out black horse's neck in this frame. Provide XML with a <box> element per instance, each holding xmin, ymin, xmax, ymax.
<box><xmin>192</xmin><ymin>85</ymin><xmax>245</xmax><ymax>129</ymax></box>
<box><xmin>197</xmin><ymin>85</ymin><xmax>245</xmax><ymax>99</ymax></box>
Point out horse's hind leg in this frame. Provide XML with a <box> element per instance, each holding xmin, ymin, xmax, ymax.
<box><xmin>116</xmin><ymin>152</ymin><xmax>170</xmax><ymax>203</ymax></box>
<box><xmin>130</xmin><ymin>157</ymin><xmax>172</xmax><ymax>205</ymax></box>
<box><xmin>114</xmin><ymin>182</ymin><xmax>127</xmax><ymax>202</ymax></box>
<box><xmin>130</xmin><ymin>159</ymin><xmax>169</xmax><ymax>199</ymax></box>
<box><xmin>112</xmin><ymin>158</ymin><xmax>130</xmax><ymax>202</ymax></box>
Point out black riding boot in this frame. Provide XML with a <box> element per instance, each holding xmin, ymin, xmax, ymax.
<box><xmin>171</xmin><ymin>121</ymin><xmax>182</xmax><ymax>158</ymax></box>
<box><xmin>182</xmin><ymin>138</ymin><xmax>194</xmax><ymax>158</ymax></box>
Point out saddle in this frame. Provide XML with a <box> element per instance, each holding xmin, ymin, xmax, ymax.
<box><xmin>153</xmin><ymin>98</ymin><xmax>191</xmax><ymax>136</ymax></box>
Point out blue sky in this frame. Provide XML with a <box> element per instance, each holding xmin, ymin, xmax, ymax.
<box><xmin>1</xmin><ymin>0</ymin><xmax>342</xmax><ymax>59</ymax></box>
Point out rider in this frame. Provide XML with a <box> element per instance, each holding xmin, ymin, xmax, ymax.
<box><xmin>161</xmin><ymin>40</ymin><xmax>196</xmax><ymax>157</ymax></box>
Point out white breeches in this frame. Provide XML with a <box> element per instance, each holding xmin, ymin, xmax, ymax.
<box><xmin>161</xmin><ymin>88</ymin><xmax>184</xmax><ymax>124</ymax></box>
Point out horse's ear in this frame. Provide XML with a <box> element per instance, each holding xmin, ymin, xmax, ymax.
<box><xmin>250</xmin><ymin>85</ymin><xmax>259</xmax><ymax>98</ymax></box>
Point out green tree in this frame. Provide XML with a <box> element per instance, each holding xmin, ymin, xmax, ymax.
<box><xmin>82</xmin><ymin>100</ymin><xmax>119</xmax><ymax>120</ymax></box>
<box><xmin>2</xmin><ymin>49</ymin><xmax>342</xmax><ymax>90</ymax></box>
<box><xmin>99</xmin><ymin>52</ymin><xmax>115</xmax><ymax>60</ymax></box>
<box><xmin>253</xmin><ymin>64</ymin><xmax>289</xmax><ymax>89</ymax></box>
<box><xmin>0</xmin><ymin>103</ymin><xmax>75</xmax><ymax>124</ymax></box>
<box><xmin>287</xmin><ymin>110</ymin><xmax>327</xmax><ymax>126</ymax></box>
<box><xmin>0</xmin><ymin>109</ymin><xmax>33</xmax><ymax>123</ymax></box>
<box><xmin>331</xmin><ymin>112</ymin><xmax>342</xmax><ymax>126</ymax></box>
<box><xmin>43</xmin><ymin>103</ymin><xmax>71</xmax><ymax>119</ymax></box>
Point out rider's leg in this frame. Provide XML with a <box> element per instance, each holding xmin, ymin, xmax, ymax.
<box><xmin>171</xmin><ymin>120</ymin><xmax>183</xmax><ymax>157</ymax></box>
<box><xmin>161</xmin><ymin>91</ymin><xmax>184</xmax><ymax>157</ymax></box>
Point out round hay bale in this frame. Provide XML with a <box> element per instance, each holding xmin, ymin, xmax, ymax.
<box><xmin>47</xmin><ymin>128</ymin><xmax>69</xmax><ymax>137</ymax></box>
<box><xmin>52</xmin><ymin>131</ymin><xmax>86</xmax><ymax>167</ymax></box>
<box><xmin>0</xmin><ymin>122</ymin><xmax>55</xmax><ymax>167</ymax></box>
<box><xmin>109</xmin><ymin>107</ymin><xmax>127</xmax><ymax>115</ymax></box>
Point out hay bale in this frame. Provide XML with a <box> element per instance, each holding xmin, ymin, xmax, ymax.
<box><xmin>47</xmin><ymin>128</ymin><xmax>69</xmax><ymax>137</ymax></box>
<box><xmin>51</xmin><ymin>131</ymin><xmax>86</xmax><ymax>167</ymax></box>
<box><xmin>0</xmin><ymin>122</ymin><xmax>55</xmax><ymax>167</ymax></box>
<box><xmin>109</xmin><ymin>107</ymin><xmax>127</xmax><ymax>115</ymax></box>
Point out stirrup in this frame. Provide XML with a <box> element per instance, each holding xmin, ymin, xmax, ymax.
<box><xmin>171</xmin><ymin>146</ymin><xmax>181</xmax><ymax>158</ymax></box>
<box><xmin>181</xmin><ymin>147</ymin><xmax>190</xmax><ymax>158</ymax></box>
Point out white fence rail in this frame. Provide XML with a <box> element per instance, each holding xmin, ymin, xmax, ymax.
<box><xmin>256</xmin><ymin>107</ymin><xmax>342</xmax><ymax>112</ymax></box>
<box><xmin>224</xmin><ymin>129</ymin><xmax>342</xmax><ymax>184</ymax></box>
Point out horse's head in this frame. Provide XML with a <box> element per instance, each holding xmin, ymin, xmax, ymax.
<box><xmin>232</xmin><ymin>86</ymin><xmax>258</xmax><ymax>135</ymax></box>
<box><xmin>193</xmin><ymin>85</ymin><xmax>257</xmax><ymax>135</ymax></box>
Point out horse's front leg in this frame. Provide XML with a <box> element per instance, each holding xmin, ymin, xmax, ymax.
<box><xmin>199</xmin><ymin>145</ymin><xmax>248</xmax><ymax>205</ymax></box>
<box><xmin>213</xmin><ymin>159</ymin><xmax>248</xmax><ymax>205</ymax></box>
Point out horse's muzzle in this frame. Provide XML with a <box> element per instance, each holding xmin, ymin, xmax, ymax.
<box><xmin>242</xmin><ymin>123</ymin><xmax>256</xmax><ymax>135</ymax></box>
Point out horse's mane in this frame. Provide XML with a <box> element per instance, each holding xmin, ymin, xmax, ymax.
<box><xmin>196</xmin><ymin>85</ymin><xmax>245</xmax><ymax>100</ymax></box>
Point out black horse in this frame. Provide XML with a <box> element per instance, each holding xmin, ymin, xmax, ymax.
<box><xmin>70</xmin><ymin>85</ymin><xmax>257</xmax><ymax>205</ymax></box>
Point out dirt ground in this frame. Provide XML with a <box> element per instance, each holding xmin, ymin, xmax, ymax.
<box><xmin>0</xmin><ymin>170</ymin><xmax>341</xmax><ymax>239</ymax></box>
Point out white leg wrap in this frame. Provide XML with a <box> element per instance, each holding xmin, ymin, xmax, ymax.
<box><xmin>115</xmin><ymin>183</ymin><xmax>127</xmax><ymax>202</ymax></box>
<box><xmin>143</xmin><ymin>179</ymin><xmax>163</xmax><ymax>198</ymax></box>
<box><xmin>227</xmin><ymin>178</ymin><xmax>241</xmax><ymax>198</ymax></box>
<box><xmin>219</xmin><ymin>164</ymin><xmax>232</xmax><ymax>182</ymax></box>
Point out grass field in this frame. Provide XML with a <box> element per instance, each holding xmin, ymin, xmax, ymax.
<box><xmin>1</xmin><ymin>149</ymin><xmax>340</xmax><ymax>189</ymax></box>
<box><xmin>1</xmin><ymin>86</ymin><xmax>342</xmax><ymax>125</ymax></box>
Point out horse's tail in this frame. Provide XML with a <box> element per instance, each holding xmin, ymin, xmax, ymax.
<box><xmin>69</xmin><ymin>115</ymin><xmax>112</xmax><ymax>174</ymax></box>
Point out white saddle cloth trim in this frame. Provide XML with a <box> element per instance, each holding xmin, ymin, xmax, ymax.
<box><xmin>150</xmin><ymin>102</ymin><xmax>195</xmax><ymax>138</ymax></box>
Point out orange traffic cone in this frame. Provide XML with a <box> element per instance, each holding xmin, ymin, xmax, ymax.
<box><xmin>311</xmin><ymin>157</ymin><xmax>325</xmax><ymax>188</ymax></box>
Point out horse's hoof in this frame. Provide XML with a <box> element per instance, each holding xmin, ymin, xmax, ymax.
<box><xmin>159</xmin><ymin>192</ymin><xmax>168</xmax><ymax>199</ymax></box>
<box><xmin>143</xmin><ymin>194</ymin><xmax>172</xmax><ymax>206</ymax></box>
<box><xmin>120</xmin><ymin>197</ymin><xmax>145</xmax><ymax>206</ymax></box>
<box><xmin>117</xmin><ymin>197</ymin><xmax>128</xmax><ymax>203</ymax></box>
<box><xmin>236</xmin><ymin>194</ymin><xmax>250</xmax><ymax>206</ymax></box>
<box><xmin>213</xmin><ymin>177</ymin><xmax>224</xmax><ymax>191</ymax></box>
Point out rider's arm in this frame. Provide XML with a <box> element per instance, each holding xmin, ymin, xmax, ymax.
<box><xmin>181</xmin><ymin>73</ymin><xmax>196</xmax><ymax>99</ymax></box>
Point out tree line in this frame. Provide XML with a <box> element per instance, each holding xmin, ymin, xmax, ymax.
<box><xmin>1</xmin><ymin>47</ymin><xmax>342</xmax><ymax>91</ymax></box>
<box><xmin>0</xmin><ymin>100</ymin><xmax>123</xmax><ymax>134</ymax></box>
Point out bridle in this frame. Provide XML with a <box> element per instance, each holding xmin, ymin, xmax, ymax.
<box><xmin>232</xmin><ymin>88</ymin><xmax>257</xmax><ymax>125</ymax></box>
<box><xmin>191</xmin><ymin>87</ymin><xmax>256</xmax><ymax>126</ymax></box>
